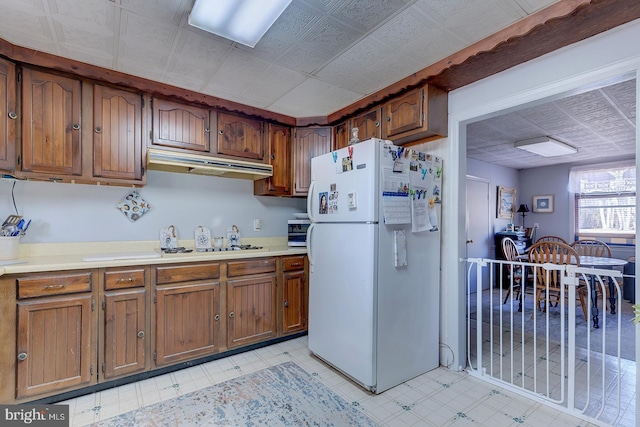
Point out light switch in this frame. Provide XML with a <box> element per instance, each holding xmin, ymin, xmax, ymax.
<box><xmin>348</xmin><ymin>192</ymin><xmax>357</xmax><ymax>209</ymax></box>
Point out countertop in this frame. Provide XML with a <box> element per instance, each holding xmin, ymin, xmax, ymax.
<box><xmin>0</xmin><ymin>238</ymin><xmax>306</xmax><ymax>276</ymax></box>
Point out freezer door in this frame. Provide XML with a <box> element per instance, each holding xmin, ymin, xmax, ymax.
<box><xmin>308</xmin><ymin>222</ymin><xmax>377</xmax><ymax>389</ymax></box>
<box><xmin>308</xmin><ymin>138</ymin><xmax>380</xmax><ymax>223</ymax></box>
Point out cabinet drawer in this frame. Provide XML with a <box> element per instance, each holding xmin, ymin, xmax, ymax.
<box><xmin>283</xmin><ymin>256</ymin><xmax>305</xmax><ymax>271</ymax></box>
<box><xmin>227</xmin><ymin>258</ymin><xmax>276</xmax><ymax>277</ymax></box>
<box><xmin>104</xmin><ymin>268</ymin><xmax>146</xmax><ymax>290</ymax></box>
<box><xmin>17</xmin><ymin>272</ymin><xmax>92</xmax><ymax>299</ymax></box>
<box><xmin>154</xmin><ymin>263</ymin><xmax>220</xmax><ymax>285</ymax></box>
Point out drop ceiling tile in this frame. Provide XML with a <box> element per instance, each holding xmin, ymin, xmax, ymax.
<box><xmin>0</xmin><ymin>2</ymin><xmax>53</xmax><ymax>49</ymax></box>
<box><xmin>49</xmin><ymin>0</ymin><xmax>114</xmax><ymax>34</ymax></box>
<box><xmin>206</xmin><ymin>50</ymin><xmax>275</xmax><ymax>95</ymax></box>
<box><xmin>119</xmin><ymin>0</ymin><xmax>188</xmax><ymax>25</ymax></box>
<box><xmin>277</xmin><ymin>47</ymin><xmax>335</xmax><ymax>74</ymax></box>
<box><xmin>269</xmin><ymin>78</ymin><xmax>361</xmax><ymax>117</ymax></box>
<box><xmin>164</xmin><ymin>29</ymin><xmax>232</xmax><ymax>90</ymax></box>
<box><xmin>513</xmin><ymin>0</ymin><xmax>559</xmax><ymax>14</ymax></box>
<box><xmin>415</xmin><ymin>0</ymin><xmax>525</xmax><ymax>43</ymax></box>
<box><xmin>117</xmin><ymin>10</ymin><xmax>178</xmax><ymax>71</ymax></box>
<box><xmin>245</xmin><ymin>65</ymin><xmax>308</xmax><ymax>108</ymax></box>
<box><xmin>300</xmin><ymin>16</ymin><xmax>363</xmax><ymax>55</ymax></box>
<box><xmin>331</xmin><ymin>0</ymin><xmax>411</xmax><ymax>32</ymax></box>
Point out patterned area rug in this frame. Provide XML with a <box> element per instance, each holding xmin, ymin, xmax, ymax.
<box><xmin>93</xmin><ymin>362</ymin><xmax>378</xmax><ymax>426</ymax></box>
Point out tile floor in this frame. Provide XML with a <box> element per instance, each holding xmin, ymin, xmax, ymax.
<box><xmin>58</xmin><ymin>336</ymin><xmax>616</xmax><ymax>426</ymax></box>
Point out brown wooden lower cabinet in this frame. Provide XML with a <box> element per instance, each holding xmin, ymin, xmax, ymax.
<box><xmin>155</xmin><ymin>282</ymin><xmax>221</xmax><ymax>366</ymax></box>
<box><xmin>4</xmin><ymin>254</ymin><xmax>307</xmax><ymax>403</ymax></box>
<box><xmin>227</xmin><ymin>274</ymin><xmax>277</xmax><ymax>348</ymax></box>
<box><xmin>103</xmin><ymin>289</ymin><xmax>146</xmax><ymax>379</ymax></box>
<box><xmin>16</xmin><ymin>295</ymin><xmax>94</xmax><ymax>399</ymax></box>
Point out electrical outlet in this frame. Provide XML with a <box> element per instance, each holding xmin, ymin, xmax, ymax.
<box><xmin>533</xmin><ymin>223</ymin><xmax>539</xmax><ymax>229</ymax></box>
<box><xmin>253</xmin><ymin>219</ymin><xmax>262</xmax><ymax>231</ymax></box>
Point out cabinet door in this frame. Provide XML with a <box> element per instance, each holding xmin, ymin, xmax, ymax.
<box><xmin>93</xmin><ymin>85</ymin><xmax>143</xmax><ymax>181</ymax></box>
<box><xmin>152</xmin><ymin>98</ymin><xmax>211</xmax><ymax>152</ymax></box>
<box><xmin>254</xmin><ymin>123</ymin><xmax>290</xmax><ymax>196</ymax></box>
<box><xmin>103</xmin><ymin>289</ymin><xmax>146</xmax><ymax>379</ymax></box>
<box><xmin>217</xmin><ymin>112</ymin><xmax>264</xmax><ymax>160</ymax></box>
<box><xmin>292</xmin><ymin>127</ymin><xmax>331</xmax><ymax>197</ymax></box>
<box><xmin>21</xmin><ymin>68</ymin><xmax>82</xmax><ymax>176</ymax></box>
<box><xmin>350</xmin><ymin>108</ymin><xmax>381</xmax><ymax>142</ymax></box>
<box><xmin>333</xmin><ymin>121</ymin><xmax>349</xmax><ymax>150</ymax></box>
<box><xmin>155</xmin><ymin>282</ymin><xmax>221</xmax><ymax>366</ymax></box>
<box><xmin>0</xmin><ymin>58</ymin><xmax>16</xmax><ymax>171</ymax></box>
<box><xmin>227</xmin><ymin>275</ymin><xmax>276</xmax><ymax>348</ymax></box>
<box><xmin>384</xmin><ymin>88</ymin><xmax>424</xmax><ymax>138</ymax></box>
<box><xmin>281</xmin><ymin>270</ymin><xmax>306</xmax><ymax>335</ymax></box>
<box><xmin>16</xmin><ymin>295</ymin><xmax>93</xmax><ymax>399</ymax></box>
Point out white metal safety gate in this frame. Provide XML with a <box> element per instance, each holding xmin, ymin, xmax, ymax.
<box><xmin>465</xmin><ymin>257</ymin><xmax>633</xmax><ymax>426</ymax></box>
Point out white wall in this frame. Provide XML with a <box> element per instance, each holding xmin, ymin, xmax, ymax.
<box><xmin>0</xmin><ymin>171</ymin><xmax>306</xmax><ymax>243</ymax></box>
<box><xmin>444</xmin><ymin>19</ymin><xmax>640</xmax><ymax>374</ymax></box>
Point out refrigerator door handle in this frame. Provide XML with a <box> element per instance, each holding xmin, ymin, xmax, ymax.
<box><xmin>306</xmin><ymin>222</ymin><xmax>315</xmax><ymax>268</ymax></box>
<box><xmin>307</xmin><ymin>180</ymin><xmax>316</xmax><ymax>222</ymax></box>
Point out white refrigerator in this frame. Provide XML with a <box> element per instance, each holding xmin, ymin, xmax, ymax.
<box><xmin>306</xmin><ymin>138</ymin><xmax>441</xmax><ymax>394</ymax></box>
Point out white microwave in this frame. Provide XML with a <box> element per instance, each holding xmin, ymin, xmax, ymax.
<box><xmin>288</xmin><ymin>219</ymin><xmax>310</xmax><ymax>246</ymax></box>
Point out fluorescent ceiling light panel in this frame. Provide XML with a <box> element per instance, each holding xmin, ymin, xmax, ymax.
<box><xmin>188</xmin><ymin>0</ymin><xmax>292</xmax><ymax>48</ymax></box>
<box><xmin>514</xmin><ymin>136</ymin><xmax>577</xmax><ymax>157</ymax></box>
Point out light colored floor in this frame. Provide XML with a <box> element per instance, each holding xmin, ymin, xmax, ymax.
<box><xmin>60</xmin><ymin>336</ymin><xmax>610</xmax><ymax>426</ymax></box>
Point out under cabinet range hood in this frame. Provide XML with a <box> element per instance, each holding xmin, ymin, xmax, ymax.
<box><xmin>146</xmin><ymin>149</ymin><xmax>272</xmax><ymax>180</ymax></box>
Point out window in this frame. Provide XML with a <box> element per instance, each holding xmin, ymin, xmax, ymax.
<box><xmin>569</xmin><ymin>161</ymin><xmax>636</xmax><ymax>241</ymax></box>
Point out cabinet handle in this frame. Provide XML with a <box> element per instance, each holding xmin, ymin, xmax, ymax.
<box><xmin>284</xmin><ymin>301</ymin><xmax>289</xmax><ymax>307</ymax></box>
<box><xmin>95</xmin><ymin>127</ymin><xmax>102</xmax><ymax>133</ymax></box>
<box><xmin>117</xmin><ymin>278</ymin><xmax>134</xmax><ymax>283</ymax></box>
<box><xmin>17</xmin><ymin>352</ymin><xmax>27</xmax><ymax>361</ymax></box>
<box><xmin>229</xmin><ymin>312</ymin><xmax>234</xmax><ymax>318</ymax></box>
<box><xmin>44</xmin><ymin>284</ymin><xmax>66</xmax><ymax>290</ymax></box>
<box><xmin>386</xmin><ymin>117</ymin><xmax>391</xmax><ymax>121</ymax></box>
<box><xmin>137</xmin><ymin>331</ymin><xmax>145</xmax><ymax>338</ymax></box>
<box><xmin>270</xmin><ymin>154</ymin><xmax>275</xmax><ymax>160</ymax></box>
<box><xmin>204</xmin><ymin>127</ymin><xmax>210</xmax><ymax>133</ymax></box>
<box><xmin>214</xmin><ymin>314</ymin><xmax>220</xmax><ymax>321</ymax></box>
<box><xmin>72</xmin><ymin>124</ymin><xmax>80</xmax><ymax>130</ymax></box>
<box><xmin>8</xmin><ymin>111</ymin><xmax>17</xmax><ymax>120</ymax></box>
<box><xmin>375</xmin><ymin>121</ymin><xmax>380</xmax><ymax>127</ymax></box>
<box><xmin>218</xmin><ymin>130</ymin><xmax>224</xmax><ymax>135</ymax></box>
<box><xmin>290</xmin><ymin>262</ymin><xmax>302</xmax><ymax>267</ymax></box>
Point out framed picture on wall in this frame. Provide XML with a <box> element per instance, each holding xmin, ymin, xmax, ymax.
<box><xmin>497</xmin><ymin>186</ymin><xmax>516</xmax><ymax>219</ymax></box>
<box><xmin>532</xmin><ymin>194</ymin><xmax>554</xmax><ymax>213</ymax></box>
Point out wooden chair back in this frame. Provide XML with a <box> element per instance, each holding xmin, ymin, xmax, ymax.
<box><xmin>528</xmin><ymin>241</ymin><xmax>585</xmax><ymax>317</ymax></box>
<box><xmin>570</xmin><ymin>239</ymin><xmax>611</xmax><ymax>258</ymax></box>
<box><xmin>501</xmin><ymin>237</ymin><xmax>520</xmax><ymax>262</ymax></box>
<box><xmin>535</xmin><ymin>235</ymin><xmax>568</xmax><ymax>245</ymax></box>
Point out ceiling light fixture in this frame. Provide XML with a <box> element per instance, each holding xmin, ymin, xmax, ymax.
<box><xmin>188</xmin><ymin>0</ymin><xmax>292</xmax><ymax>48</ymax></box>
<box><xmin>514</xmin><ymin>136</ymin><xmax>577</xmax><ymax>157</ymax></box>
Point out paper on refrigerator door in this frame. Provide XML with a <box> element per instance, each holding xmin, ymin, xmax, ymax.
<box><xmin>382</xmin><ymin>166</ymin><xmax>411</xmax><ymax>225</ymax></box>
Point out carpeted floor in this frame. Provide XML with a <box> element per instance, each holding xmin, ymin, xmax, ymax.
<box><xmin>91</xmin><ymin>361</ymin><xmax>378</xmax><ymax>427</ymax></box>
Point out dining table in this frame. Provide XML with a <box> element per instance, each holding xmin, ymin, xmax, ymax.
<box><xmin>577</xmin><ymin>255</ymin><xmax>627</xmax><ymax>329</ymax></box>
<box><xmin>515</xmin><ymin>254</ymin><xmax>627</xmax><ymax>328</ymax></box>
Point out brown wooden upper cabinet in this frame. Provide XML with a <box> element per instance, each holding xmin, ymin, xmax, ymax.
<box><xmin>333</xmin><ymin>121</ymin><xmax>349</xmax><ymax>150</ymax></box>
<box><xmin>292</xmin><ymin>127</ymin><xmax>332</xmax><ymax>197</ymax></box>
<box><xmin>0</xmin><ymin>58</ymin><xmax>16</xmax><ymax>172</ymax></box>
<box><xmin>152</xmin><ymin>98</ymin><xmax>212</xmax><ymax>152</ymax></box>
<box><xmin>350</xmin><ymin>108</ymin><xmax>382</xmax><ymax>143</ymax></box>
<box><xmin>254</xmin><ymin>123</ymin><xmax>291</xmax><ymax>196</ymax></box>
<box><xmin>93</xmin><ymin>85</ymin><xmax>144</xmax><ymax>182</ymax></box>
<box><xmin>20</xmin><ymin>68</ymin><xmax>82</xmax><ymax>176</ymax></box>
<box><xmin>216</xmin><ymin>112</ymin><xmax>264</xmax><ymax>161</ymax></box>
<box><xmin>383</xmin><ymin>85</ymin><xmax>448</xmax><ymax>145</ymax></box>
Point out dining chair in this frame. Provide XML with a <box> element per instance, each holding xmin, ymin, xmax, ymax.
<box><xmin>535</xmin><ymin>235</ymin><xmax>568</xmax><ymax>245</ymax></box>
<box><xmin>570</xmin><ymin>239</ymin><xmax>611</xmax><ymax>257</ymax></box>
<box><xmin>501</xmin><ymin>237</ymin><xmax>522</xmax><ymax>304</ymax></box>
<box><xmin>570</xmin><ymin>239</ymin><xmax>615</xmax><ymax>312</ymax></box>
<box><xmin>528</xmin><ymin>241</ymin><xmax>588</xmax><ymax>319</ymax></box>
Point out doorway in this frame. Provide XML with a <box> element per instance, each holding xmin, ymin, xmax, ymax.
<box><xmin>465</xmin><ymin>176</ymin><xmax>490</xmax><ymax>294</ymax></box>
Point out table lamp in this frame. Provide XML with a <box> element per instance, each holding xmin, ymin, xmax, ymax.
<box><xmin>517</xmin><ymin>204</ymin><xmax>529</xmax><ymax>228</ymax></box>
